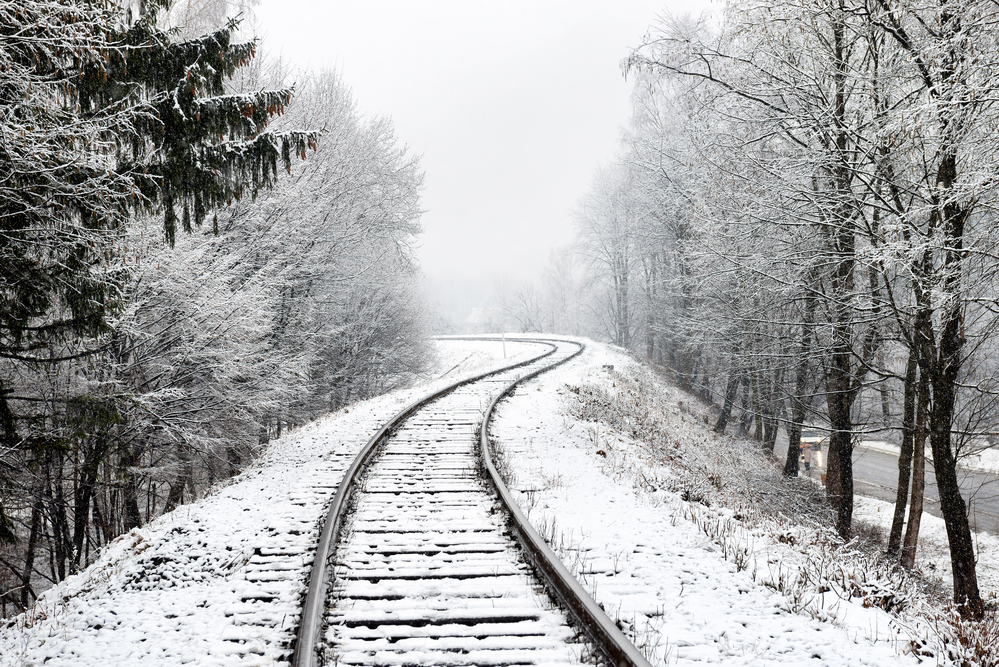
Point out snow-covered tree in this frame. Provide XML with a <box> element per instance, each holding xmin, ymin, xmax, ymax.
<box><xmin>0</xmin><ymin>63</ymin><xmax>430</xmax><ymax>605</ymax></box>
<box><xmin>576</xmin><ymin>166</ymin><xmax>644</xmax><ymax>349</ymax></box>
<box><xmin>0</xmin><ymin>0</ymin><xmax>323</xmax><ymax>606</ymax></box>
<box><xmin>0</xmin><ymin>0</ymin><xmax>136</xmax><ymax>546</ymax></box>
<box><xmin>614</xmin><ymin>0</ymin><xmax>999</xmax><ymax>617</ymax></box>
<box><xmin>626</xmin><ymin>0</ymin><xmax>896</xmax><ymax>541</ymax></box>
<box><xmin>857</xmin><ymin>0</ymin><xmax>999</xmax><ymax>617</ymax></box>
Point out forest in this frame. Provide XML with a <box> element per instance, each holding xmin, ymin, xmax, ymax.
<box><xmin>5</xmin><ymin>0</ymin><xmax>999</xmax><ymax>629</ymax></box>
<box><xmin>498</xmin><ymin>0</ymin><xmax>999</xmax><ymax>620</ymax></box>
<box><xmin>0</xmin><ymin>0</ymin><xmax>429</xmax><ymax>613</ymax></box>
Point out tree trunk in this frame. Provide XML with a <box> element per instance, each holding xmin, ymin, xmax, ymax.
<box><xmin>20</xmin><ymin>491</ymin><xmax>43</xmax><ymax>609</ymax></box>
<box><xmin>823</xmin><ymin>0</ymin><xmax>862</xmax><ymax>540</ymax></box>
<box><xmin>879</xmin><ymin>380</ymin><xmax>891</xmax><ymax>426</ymax></box>
<box><xmin>762</xmin><ymin>370</ymin><xmax>781</xmax><ymax>452</ymax></box>
<box><xmin>827</xmin><ymin>426</ymin><xmax>854</xmax><ymax>538</ymax></box>
<box><xmin>714</xmin><ymin>364</ymin><xmax>740</xmax><ymax>433</ymax></box>
<box><xmin>825</xmin><ymin>434</ymin><xmax>841</xmax><ymax>505</ymax></box>
<box><xmin>888</xmin><ymin>351</ymin><xmax>917</xmax><ymax>557</ymax></box>
<box><xmin>825</xmin><ymin>329</ymin><xmax>856</xmax><ymax>536</ymax></box>
<box><xmin>920</xmin><ymin>146</ymin><xmax>982</xmax><ymax>618</ymax></box>
<box><xmin>901</xmin><ymin>363</ymin><xmax>928</xmax><ymax>569</ymax></box>
<box><xmin>122</xmin><ymin>444</ymin><xmax>143</xmax><ymax>532</ymax></box>
<box><xmin>227</xmin><ymin>445</ymin><xmax>241</xmax><ymax>476</ymax></box>
<box><xmin>163</xmin><ymin>445</ymin><xmax>192</xmax><ymax>513</ymax></box>
<box><xmin>615</xmin><ymin>266</ymin><xmax>630</xmax><ymax>349</ymax></box>
<box><xmin>928</xmin><ymin>376</ymin><xmax>982</xmax><ymax>617</ymax></box>
<box><xmin>926</xmin><ymin>280</ymin><xmax>982</xmax><ymax>616</ymax></box>
<box><xmin>784</xmin><ymin>427</ymin><xmax>803</xmax><ymax>478</ymax></box>
<box><xmin>72</xmin><ymin>438</ymin><xmax>110</xmax><ymax>571</ymax></box>
<box><xmin>763</xmin><ymin>412</ymin><xmax>779</xmax><ymax>452</ymax></box>
<box><xmin>751</xmin><ymin>373</ymin><xmax>764</xmax><ymax>442</ymax></box>
<box><xmin>645</xmin><ymin>257</ymin><xmax>656</xmax><ymax>361</ymax></box>
<box><xmin>785</xmin><ymin>278</ymin><xmax>817</xmax><ymax>476</ymax></box>
<box><xmin>784</xmin><ymin>374</ymin><xmax>810</xmax><ymax>477</ymax></box>
<box><xmin>698</xmin><ymin>365</ymin><xmax>713</xmax><ymax>404</ymax></box>
<box><xmin>737</xmin><ymin>376</ymin><xmax>753</xmax><ymax>437</ymax></box>
<box><xmin>48</xmin><ymin>453</ymin><xmax>71</xmax><ymax>581</ymax></box>
<box><xmin>164</xmin><ymin>476</ymin><xmax>185</xmax><ymax>513</ymax></box>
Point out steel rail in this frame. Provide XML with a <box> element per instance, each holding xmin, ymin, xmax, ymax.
<box><xmin>291</xmin><ymin>337</ymin><xmax>558</xmax><ymax>667</ymax></box>
<box><xmin>479</xmin><ymin>340</ymin><xmax>656</xmax><ymax>667</ymax></box>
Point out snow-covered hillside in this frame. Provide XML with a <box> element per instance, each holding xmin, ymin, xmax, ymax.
<box><xmin>492</xmin><ymin>339</ymin><xmax>999</xmax><ymax>666</ymax></box>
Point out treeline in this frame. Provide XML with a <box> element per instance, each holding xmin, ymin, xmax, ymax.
<box><xmin>509</xmin><ymin>0</ymin><xmax>999</xmax><ymax>620</ymax></box>
<box><xmin>0</xmin><ymin>0</ymin><xmax>429</xmax><ymax>613</ymax></box>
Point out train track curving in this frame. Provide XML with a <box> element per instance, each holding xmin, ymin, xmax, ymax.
<box><xmin>292</xmin><ymin>337</ymin><xmax>652</xmax><ymax>667</ymax></box>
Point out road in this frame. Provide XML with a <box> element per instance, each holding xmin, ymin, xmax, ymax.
<box><xmin>802</xmin><ymin>443</ymin><xmax>999</xmax><ymax>535</ymax></box>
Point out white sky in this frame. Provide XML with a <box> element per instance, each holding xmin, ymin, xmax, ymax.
<box><xmin>251</xmin><ymin>0</ymin><xmax>717</xmax><ymax>315</ymax></box>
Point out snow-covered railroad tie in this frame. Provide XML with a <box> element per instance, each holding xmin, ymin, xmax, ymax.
<box><xmin>293</xmin><ymin>338</ymin><xmax>652</xmax><ymax>667</ymax></box>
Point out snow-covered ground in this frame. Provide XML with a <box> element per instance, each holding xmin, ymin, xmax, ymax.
<box><xmin>0</xmin><ymin>338</ymin><xmax>538</xmax><ymax>667</ymax></box>
<box><xmin>3</xmin><ymin>335</ymin><xmax>995</xmax><ymax>666</ymax></box>
<box><xmin>490</xmin><ymin>338</ymin><xmax>999</xmax><ymax>666</ymax></box>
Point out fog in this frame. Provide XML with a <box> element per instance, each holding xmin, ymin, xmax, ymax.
<box><xmin>252</xmin><ymin>0</ymin><xmax>718</xmax><ymax>326</ymax></box>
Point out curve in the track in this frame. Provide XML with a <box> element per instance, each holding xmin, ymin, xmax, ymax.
<box><xmin>292</xmin><ymin>337</ymin><xmax>652</xmax><ymax>667</ymax></box>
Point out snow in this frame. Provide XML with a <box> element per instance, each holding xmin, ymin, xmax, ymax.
<box><xmin>490</xmin><ymin>338</ymin><xmax>998</xmax><ymax>666</ymax></box>
<box><xmin>2</xmin><ymin>335</ymin><xmax>994</xmax><ymax>666</ymax></box>
<box><xmin>325</xmin><ymin>376</ymin><xmax>586</xmax><ymax>665</ymax></box>
<box><xmin>853</xmin><ymin>495</ymin><xmax>999</xmax><ymax>599</ymax></box>
<box><xmin>0</xmin><ymin>339</ymin><xmax>533</xmax><ymax>667</ymax></box>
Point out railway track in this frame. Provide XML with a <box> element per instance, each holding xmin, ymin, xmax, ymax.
<box><xmin>292</xmin><ymin>337</ymin><xmax>652</xmax><ymax>667</ymax></box>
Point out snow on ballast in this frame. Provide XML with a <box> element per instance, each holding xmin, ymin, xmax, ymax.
<box><xmin>316</xmin><ymin>340</ymin><xmax>595</xmax><ymax>666</ymax></box>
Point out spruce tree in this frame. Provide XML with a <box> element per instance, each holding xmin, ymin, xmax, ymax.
<box><xmin>0</xmin><ymin>0</ymin><xmax>313</xmax><ymax>545</ymax></box>
<box><xmin>82</xmin><ymin>0</ymin><xmax>316</xmax><ymax>244</ymax></box>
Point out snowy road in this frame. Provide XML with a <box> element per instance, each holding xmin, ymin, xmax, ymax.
<box><xmin>850</xmin><ymin>444</ymin><xmax>999</xmax><ymax>535</ymax></box>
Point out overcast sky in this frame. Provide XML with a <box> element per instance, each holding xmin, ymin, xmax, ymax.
<box><xmin>251</xmin><ymin>0</ymin><xmax>717</xmax><ymax>317</ymax></box>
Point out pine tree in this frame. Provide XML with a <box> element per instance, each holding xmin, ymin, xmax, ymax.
<box><xmin>85</xmin><ymin>0</ymin><xmax>316</xmax><ymax>244</ymax></box>
<box><xmin>0</xmin><ymin>0</ymin><xmax>313</xmax><ymax>546</ymax></box>
<box><xmin>0</xmin><ymin>0</ymin><xmax>132</xmax><ymax>544</ymax></box>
